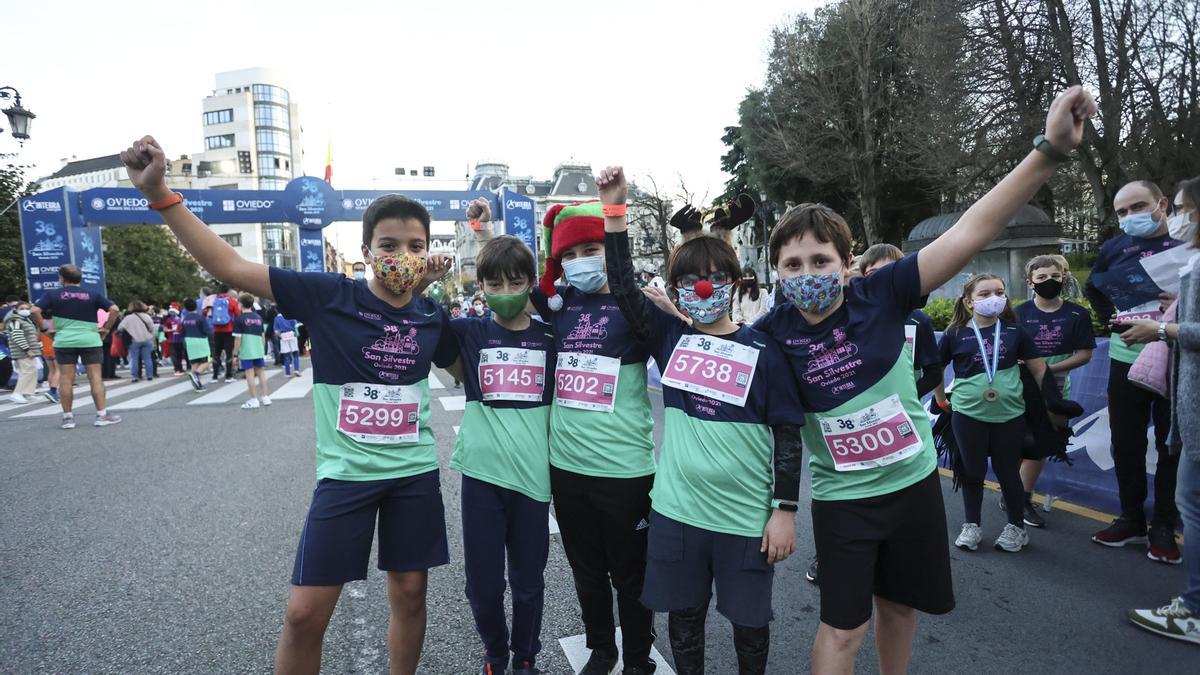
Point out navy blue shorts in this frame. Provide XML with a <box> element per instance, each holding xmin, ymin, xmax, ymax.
<box><xmin>240</xmin><ymin>358</ymin><xmax>265</xmax><ymax>370</ymax></box>
<box><xmin>291</xmin><ymin>470</ymin><xmax>449</xmax><ymax>585</ymax></box>
<box><xmin>640</xmin><ymin>510</ymin><xmax>774</xmax><ymax>627</ymax></box>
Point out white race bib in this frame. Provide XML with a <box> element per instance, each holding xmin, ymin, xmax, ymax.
<box><xmin>659</xmin><ymin>334</ymin><xmax>759</xmax><ymax>407</ymax></box>
<box><xmin>478</xmin><ymin>347</ymin><xmax>547</xmax><ymax>402</ymax></box>
<box><xmin>817</xmin><ymin>394</ymin><xmax>924</xmax><ymax>471</ymax></box>
<box><xmin>904</xmin><ymin>324</ymin><xmax>917</xmax><ymax>367</ymax></box>
<box><xmin>336</xmin><ymin>382</ymin><xmax>421</xmax><ymax>444</ymax></box>
<box><xmin>554</xmin><ymin>352</ymin><xmax>620</xmax><ymax>413</ymax></box>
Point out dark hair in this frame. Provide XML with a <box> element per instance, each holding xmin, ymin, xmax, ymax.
<box><xmin>362</xmin><ymin>195</ymin><xmax>431</xmax><ymax>247</ymax></box>
<box><xmin>128</xmin><ymin>300</ymin><xmax>147</xmax><ymax>313</ymax></box>
<box><xmin>476</xmin><ymin>235</ymin><xmax>536</xmax><ymax>284</ymax></box>
<box><xmin>238</xmin><ymin>292</ymin><xmax>255</xmax><ymax>308</ymax></box>
<box><xmin>5</xmin><ymin>295</ymin><xmax>18</xmax><ymax>304</ymax></box>
<box><xmin>184</xmin><ymin>297</ymin><xmax>197</xmax><ymax>311</ymax></box>
<box><xmin>216</xmin><ymin>283</ymin><xmax>230</xmax><ymax>294</ymax></box>
<box><xmin>948</xmin><ymin>273</ymin><xmax>1017</xmax><ymax>330</ymax></box>
<box><xmin>738</xmin><ymin>267</ymin><xmax>760</xmax><ymax>302</ymax></box>
<box><xmin>352</xmin><ymin>261</ymin><xmax>366</xmax><ymax>270</ymax></box>
<box><xmin>769</xmin><ymin>204</ymin><xmax>853</xmax><ymax>266</ymax></box>
<box><xmin>1129</xmin><ymin>179</ymin><xmax>1164</xmax><ymax>202</ymax></box>
<box><xmin>857</xmin><ymin>243</ymin><xmax>903</xmax><ymax>276</ymax></box>
<box><xmin>668</xmin><ymin>235</ymin><xmax>742</xmax><ymax>287</ymax></box>
<box><xmin>59</xmin><ymin>264</ymin><xmax>83</xmax><ymax>284</ymax></box>
<box><xmin>1177</xmin><ymin>176</ymin><xmax>1200</xmax><ymax>248</ymax></box>
<box><xmin>200</xmin><ymin>286</ymin><xmax>211</xmax><ymax>296</ymax></box>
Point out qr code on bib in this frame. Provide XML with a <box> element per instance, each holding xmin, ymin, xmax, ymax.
<box><xmin>898</xmin><ymin>422</ymin><xmax>913</xmax><ymax>437</ymax></box>
<box><xmin>603</xmin><ymin>383</ymin><xmax>614</xmax><ymax>395</ymax></box>
<box><xmin>408</xmin><ymin>411</ymin><xmax>419</xmax><ymax>424</ymax></box>
<box><xmin>736</xmin><ymin>372</ymin><xmax>750</xmax><ymax>387</ymax></box>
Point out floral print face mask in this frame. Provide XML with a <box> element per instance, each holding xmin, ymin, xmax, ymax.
<box><xmin>368</xmin><ymin>252</ymin><xmax>427</xmax><ymax>294</ymax></box>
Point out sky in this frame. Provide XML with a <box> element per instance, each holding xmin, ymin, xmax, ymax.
<box><xmin>4</xmin><ymin>0</ymin><xmax>823</xmax><ymax>258</ymax></box>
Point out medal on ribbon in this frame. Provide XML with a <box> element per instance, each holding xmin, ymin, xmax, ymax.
<box><xmin>971</xmin><ymin>319</ymin><xmax>1002</xmax><ymax>404</ymax></box>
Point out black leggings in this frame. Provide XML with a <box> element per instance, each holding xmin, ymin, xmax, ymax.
<box><xmin>668</xmin><ymin>599</ymin><xmax>769</xmax><ymax>675</ymax></box>
<box><xmin>951</xmin><ymin>413</ymin><xmax>1026</xmax><ymax>527</ymax></box>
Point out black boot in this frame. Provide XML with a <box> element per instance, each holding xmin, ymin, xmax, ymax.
<box><xmin>732</xmin><ymin>623</ymin><xmax>769</xmax><ymax>675</ymax></box>
<box><xmin>668</xmin><ymin>602</ymin><xmax>709</xmax><ymax>674</ymax></box>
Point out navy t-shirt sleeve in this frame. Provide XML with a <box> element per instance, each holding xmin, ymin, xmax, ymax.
<box><xmin>913</xmin><ymin>312</ymin><xmax>940</xmax><ymax>369</ymax></box>
<box><xmin>938</xmin><ymin>327</ymin><xmax>955</xmax><ymax>366</ymax></box>
<box><xmin>34</xmin><ymin>291</ymin><xmax>52</xmax><ymax>311</ymax></box>
<box><xmin>1015</xmin><ymin>325</ymin><xmax>1039</xmax><ymax>361</ymax></box>
<box><xmin>859</xmin><ymin>255</ymin><xmax>923</xmax><ymax>315</ymax></box>
<box><xmin>762</xmin><ymin>337</ymin><xmax>806</xmax><ymax>426</ymax></box>
<box><xmin>433</xmin><ymin>306</ymin><xmax>459</xmax><ymax>368</ymax></box>
<box><xmin>1073</xmin><ymin>310</ymin><xmax>1097</xmax><ymax>350</ymax></box>
<box><xmin>95</xmin><ymin>293</ymin><xmax>116</xmax><ymax>312</ymax></box>
<box><xmin>268</xmin><ymin>267</ymin><xmax>342</xmax><ymax>325</ymax></box>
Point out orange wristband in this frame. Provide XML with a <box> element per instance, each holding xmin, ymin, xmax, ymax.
<box><xmin>149</xmin><ymin>192</ymin><xmax>184</xmax><ymax>211</ymax></box>
<box><xmin>601</xmin><ymin>204</ymin><xmax>627</xmax><ymax>217</ymax></box>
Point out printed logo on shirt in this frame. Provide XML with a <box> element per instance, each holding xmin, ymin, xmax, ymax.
<box><xmin>1033</xmin><ymin>323</ymin><xmax>1064</xmax><ymax>352</ymax></box>
<box><xmin>360</xmin><ymin>325</ymin><xmax>421</xmax><ymax>380</ymax></box>
<box><xmin>635</xmin><ymin>518</ymin><xmax>650</xmax><ymax>531</ymax></box>
<box><xmin>970</xmin><ymin>337</ymin><xmax>1009</xmax><ymax>366</ymax></box>
<box><xmin>803</xmin><ymin>327</ymin><xmax>864</xmax><ymax>394</ymax></box>
<box><xmin>60</xmin><ymin>290</ymin><xmax>91</xmax><ymax>302</ymax></box>
<box><xmin>566</xmin><ymin>313</ymin><xmax>609</xmax><ymax>340</ymax></box>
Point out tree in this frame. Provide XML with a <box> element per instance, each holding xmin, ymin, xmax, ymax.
<box><xmin>101</xmin><ymin>225</ymin><xmax>207</xmax><ymax>307</ymax></box>
<box><xmin>628</xmin><ymin>173</ymin><xmax>691</xmax><ymax>277</ymax></box>
<box><xmin>0</xmin><ymin>159</ymin><xmax>37</xmax><ymax>299</ymax></box>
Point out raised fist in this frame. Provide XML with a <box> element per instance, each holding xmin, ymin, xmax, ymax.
<box><xmin>1044</xmin><ymin>86</ymin><xmax>1097</xmax><ymax>152</ymax></box>
<box><xmin>596</xmin><ymin>166</ymin><xmax>627</xmax><ymax>206</ymax></box>
<box><xmin>119</xmin><ymin>136</ymin><xmax>169</xmax><ymax>199</ymax></box>
<box><xmin>465</xmin><ymin>197</ymin><xmax>492</xmax><ymax>222</ymax></box>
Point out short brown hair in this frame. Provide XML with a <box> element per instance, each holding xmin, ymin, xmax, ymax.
<box><xmin>476</xmin><ymin>235</ymin><xmax>536</xmax><ymax>284</ymax></box>
<box><xmin>238</xmin><ymin>292</ymin><xmax>255</xmax><ymax>308</ymax></box>
<box><xmin>856</xmin><ymin>243</ymin><xmax>903</xmax><ymax>276</ymax></box>
<box><xmin>769</xmin><ymin>203</ymin><xmax>853</xmax><ymax>266</ymax></box>
<box><xmin>667</xmin><ymin>235</ymin><xmax>741</xmax><ymax>285</ymax></box>
<box><xmin>128</xmin><ymin>300</ymin><xmax>148</xmax><ymax>313</ymax></box>
<box><xmin>1025</xmin><ymin>255</ymin><xmax>1064</xmax><ymax>279</ymax></box>
<box><xmin>1177</xmin><ymin>176</ymin><xmax>1200</xmax><ymax>248</ymax></box>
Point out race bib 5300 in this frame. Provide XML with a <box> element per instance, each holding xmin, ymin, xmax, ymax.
<box><xmin>817</xmin><ymin>394</ymin><xmax>923</xmax><ymax>471</ymax></box>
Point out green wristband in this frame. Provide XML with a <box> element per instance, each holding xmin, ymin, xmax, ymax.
<box><xmin>1033</xmin><ymin>134</ymin><xmax>1072</xmax><ymax>163</ymax></box>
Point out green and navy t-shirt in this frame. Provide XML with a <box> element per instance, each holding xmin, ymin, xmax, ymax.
<box><xmin>447</xmin><ymin>316</ymin><xmax>555</xmax><ymax>502</ymax></box>
<box><xmin>233</xmin><ymin>311</ymin><xmax>266</xmax><ymax>360</ymax></box>
<box><xmin>269</xmin><ymin>268</ymin><xmax>459</xmax><ymax>482</ymax></box>
<box><xmin>642</xmin><ymin>303</ymin><xmax>805</xmax><ymax>538</ymax></box>
<box><xmin>908</xmin><ymin>309</ymin><xmax>940</xmax><ymax>372</ymax></box>
<box><xmin>755</xmin><ymin>254</ymin><xmax>937</xmax><ymax>501</ymax></box>
<box><xmin>939</xmin><ymin>320</ymin><xmax>1038</xmax><ymax>423</ymax></box>
<box><xmin>1089</xmin><ymin>232</ymin><xmax>1182</xmax><ymax>363</ymax></box>
<box><xmin>181</xmin><ymin>309</ymin><xmax>212</xmax><ymax>359</ymax></box>
<box><xmin>1014</xmin><ymin>300</ymin><xmax>1096</xmax><ymax>398</ymax></box>
<box><xmin>34</xmin><ymin>287</ymin><xmax>115</xmax><ymax>349</ymax></box>
<box><xmin>530</xmin><ymin>286</ymin><xmax>655</xmax><ymax>478</ymax></box>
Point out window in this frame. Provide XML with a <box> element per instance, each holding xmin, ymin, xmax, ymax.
<box><xmin>255</xmin><ymin>128</ymin><xmax>290</xmax><ymax>153</ymax></box>
<box><xmin>395</xmin><ymin>167</ymin><xmax>405</xmax><ymax>175</ymax></box>
<box><xmin>205</xmin><ymin>134</ymin><xmax>236</xmax><ymax>150</ymax></box>
<box><xmin>423</xmin><ymin>166</ymin><xmax>435</xmax><ymax>177</ymax></box>
<box><xmin>181</xmin><ymin>162</ymin><xmax>192</xmax><ymax>175</ymax></box>
<box><xmin>251</xmin><ymin>84</ymin><xmax>289</xmax><ymax>106</ymax></box>
<box><xmin>220</xmin><ymin>233</ymin><xmax>242</xmax><ymax>247</ymax></box>
<box><xmin>253</xmin><ymin>104</ymin><xmax>290</xmax><ymax>130</ymax></box>
<box><xmin>237</xmin><ymin>151</ymin><xmax>253</xmax><ymax>174</ymax></box>
<box><xmin>203</xmin><ymin>109</ymin><xmax>233</xmax><ymax>125</ymax></box>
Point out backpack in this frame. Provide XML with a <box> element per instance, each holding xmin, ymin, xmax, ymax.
<box><xmin>212</xmin><ymin>295</ymin><xmax>233</xmax><ymax>326</ymax></box>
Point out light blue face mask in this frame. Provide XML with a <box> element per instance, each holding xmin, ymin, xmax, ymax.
<box><xmin>562</xmin><ymin>255</ymin><xmax>608</xmax><ymax>293</ymax></box>
<box><xmin>353</xmin><ymin>270</ymin><xmax>367</xmax><ymax>281</ymax></box>
<box><xmin>1119</xmin><ymin>211</ymin><xmax>1162</xmax><ymax>238</ymax></box>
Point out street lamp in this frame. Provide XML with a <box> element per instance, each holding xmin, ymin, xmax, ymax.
<box><xmin>0</xmin><ymin>87</ymin><xmax>35</xmax><ymax>140</ymax></box>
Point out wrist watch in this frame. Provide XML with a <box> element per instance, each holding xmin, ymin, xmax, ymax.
<box><xmin>771</xmin><ymin>499</ymin><xmax>799</xmax><ymax>512</ymax></box>
<box><xmin>1033</xmin><ymin>134</ymin><xmax>1073</xmax><ymax>163</ymax></box>
<box><xmin>1159</xmin><ymin>321</ymin><xmax>1168</xmax><ymax>342</ymax></box>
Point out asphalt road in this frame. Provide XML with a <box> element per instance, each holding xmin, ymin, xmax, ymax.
<box><xmin>0</xmin><ymin>365</ymin><xmax>1191</xmax><ymax>673</ymax></box>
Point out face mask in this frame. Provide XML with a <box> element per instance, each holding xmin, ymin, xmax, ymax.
<box><xmin>1032</xmin><ymin>279</ymin><xmax>1063</xmax><ymax>300</ymax></box>
<box><xmin>1168</xmin><ymin>212</ymin><xmax>1197</xmax><ymax>242</ymax></box>
<box><xmin>473</xmin><ymin>304</ymin><xmax>485</xmax><ymax>312</ymax></box>
<box><xmin>368</xmin><ymin>252</ymin><xmax>426</xmax><ymax>294</ymax></box>
<box><xmin>562</xmin><ymin>255</ymin><xmax>608</xmax><ymax>293</ymax></box>
<box><xmin>678</xmin><ymin>283</ymin><xmax>733</xmax><ymax>324</ymax></box>
<box><xmin>17</xmin><ymin>309</ymin><xmax>31</xmax><ymax>317</ymax></box>
<box><xmin>353</xmin><ymin>270</ymin><xmax>367</xmax><ymax>281</ymax></box>
<box><xmin>971</xmin><ymin>295</ymin><xmax>1008</xmax><ymax>317</ymax></box>
<box><xmin>1119</xmin><ymin>211</ymin><xmax>1161</xmax><ymax>238</ymax></box>
<box><xmin>742</xmin><ymin>277</ymin><xmax>757</xmax><ymax>287</ymax></box>
<box><xmin>485</xmin><ymin>290</ymin><xmax>529</xmax><ymax>321</ymax></box>
<box><xmin>780</xmin><ymin>272</ymin><xmax>843</xmax><ymax>314</ymax></box>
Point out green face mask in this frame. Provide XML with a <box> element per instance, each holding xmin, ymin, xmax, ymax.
<box><xmin>485</xmin><ymin>290</ymin><xmax>530</xmax><ymax>321</ymax></box>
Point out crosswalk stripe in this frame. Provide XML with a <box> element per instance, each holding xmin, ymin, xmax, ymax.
<box><xmin>14</xmin><ymin>378</ymin><xmax>170</xmax><ymax>417</ymax></box>
<box><xmin>272</xmin><ymin>370</ymin><xmax>314</xmax><ymax>399</ymax></box>
<box><xmin>188</xmin><ymin>370</ymin><xmax>281</xmax><ymax>405</ymax></box>
<box><xmin>428</xmin><ymin>371</ymin><xmax>445</xmax><ymax>389</ymax></box>
<box><xmin>439</xmin><ymin>395</ymin><xmax>466</xmax><ymax>411</ymax></box>
<box><xmin>109</xmin><ymin>381</ymin><xmax>198</xmax><ymax>410</ymax></box>
<box><xmin>0</xmin><ymin>377</ymin><xmax>135</xmax><ymax>415</ymax></box>
<box><xmin>559</xmin><ymin>628</ymin><xmax>674</xmax><ymax>674</ymax></box>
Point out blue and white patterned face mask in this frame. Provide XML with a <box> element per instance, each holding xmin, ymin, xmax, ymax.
<box><xmin>678</xmin><ymin>283</ymin><xmax>733</xmax><ymax>324</ymax></box>
<box><xmin>780</xmin><ymin>272</ymin><xmax>843</xmax><ymax>314</ymax></box>
<box><xmin>562</xmin><ymin>255</ymin><xmax>608</xmax><ymax>293</ymax></box>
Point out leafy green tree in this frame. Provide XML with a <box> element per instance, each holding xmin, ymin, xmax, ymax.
<box><xmin>101</xmin><ymin>225</ymin><xmax>206</xmax><ymax>307</ymax></box>
<box><xmin>0</xmin><ymin>159</ymin><xmax>37</xmax><ymax>299</ymax></box>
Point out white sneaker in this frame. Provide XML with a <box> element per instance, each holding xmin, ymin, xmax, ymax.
<box><xmin>241</xmin><ymin>399</ymin><xmax>260</xmax><ymax>409</ymax></box>
<box><xmin>259</xmin><ymin>395</ymin><xmax>272</xmax><ymax>406</ymax></box>
<box><xmin>61</xmin><ymin>414</ymin><xmax>76</xmax><ymax>430</ymax></box>
<box><xmin>1128</xmin><ymin>597</ymin><xmax>1200</xmax><ymax>645</ymax></box>
<box><xmin>955</xmin><ymin>523</ymin><xmax>982</xmax><ymax>551</ymax></box>
<box><xmin>994</xmin><ymin>523</ymin><xmax>1030</xmax><ymax>552</ymax></box>
<box><xmin>9</xmin><ymin>393</ymin><xmax>28</xmax><ymax>404</ymax></box>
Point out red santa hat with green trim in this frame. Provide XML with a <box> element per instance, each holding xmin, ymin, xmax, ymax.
<box><xmin>540</xmin><ymin>200</ymin><xmax>605</xmax><ymax>311</ymax></box>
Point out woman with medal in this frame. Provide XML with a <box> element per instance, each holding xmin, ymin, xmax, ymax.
<box><xmin>939</xmin><ymin>274</ymin><xmax>1048</xmax><ymax>553</ymax></box>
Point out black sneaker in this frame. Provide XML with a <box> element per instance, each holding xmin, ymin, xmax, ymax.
<box><xmin>1147</xmin><ymin>523</ymin><xmax>1183</xmax><ymax>564</ymax></box>
<box><xmin>579</xmin><ymin>647</ymin><xmax>618</xmax><ymax>675</ymax></box>
<box><xmin>1023</xmin><ymin>501</ymin><xmax>1046</xmax><ymax>528</ymax></box>
<box><xmin>805</xmin><ymin>557</ymin><xmax>819</xmax><ymax>585</ymax></box>
<box><xmin>1092</xmin><ymin>516</ymin><xmax>1148</xmax><ymax>547</ymax></box>
<box><xmin>623</xmin><ymin>665</ymin><xmax>656</xmax><ymax>675</ymax></box>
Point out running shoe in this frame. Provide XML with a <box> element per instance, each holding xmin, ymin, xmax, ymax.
<box><xmin>955</xmin><ymin>523</ymin><xmax>982</xmax><ymax>551</ymax></box>
<box><xmin>478</xmin><ymin>658</ymin><xmax>506</xmax><ymax>675</ymax></box>
<box><xmin>259</xmin><ymin>395</ymin><xmax>272</xmax><ymax>406</ymax></box>
<box><xmin>44</xmin><ymin>391</ymin><xmax>60</xmax><ymax>404</ymax></box>
<box><xmin>1147</xmin><ymin>523</ymin><xmax>1182</xmax><ymax>565</ymax></box>
<box><xmin>173</xmin><ymin>371</ymin><xmax>185</xmax><ymax>377</ymax></box>
<box><xmin>130</xmin><ymin>378</ymin><xmax>140</xmax><ymax>384</ymax></box>
<box><xmin>240</xmin><ymin>399</ymin><xmax>261</xmax><ymax>410</ymax></box>
<box><xmin>579</xmin><ymin>646</ymin><xmax>619</xmax><ymax>675</ymax></box>
<box><xmin>805</xmin><ymin>557</ymin><xmax>819</xmax><ymax>585</ymax></box>
<box><xmin>61</xmin><ymin>414</ymin><xmax>75</xmax><ymax>430</ymax></box>
<box><xmin>224</xmin><ymin>377</ymin><xmax>234</xmax><ymax>383</ymax></box>
<box><xmin>1127</xmin><ymin>597</ymin><xmax>1200</xmax><ymax>645</ymax></box>
<box><xmin>188</xmin><ymin>372</ymin><xmax>203</xmax><ymax>391</ymax></box>
<box><xmin>1023</xmin><ymin>501</ymin><xmax>1046</xmax><ymax>528</ymax></box>
<box><xmin>623</xmin><ymin>665</ymin><xmax>656</xmax><ymax>675</ymax></box>
<box><xmin>93</xmin><ymin>413</ymin><xmax>123</xmax><ymax>427</ymax></box>
<box><xmin>293</xmin><ymin>371</ymin><xmax>303</xmax><ymax>378</ymax></box>
<box><xmin>994</xmin><ymin>523</ymin><xmax>1029</xmax><ymax>552</ymax></box>
<box><xmin>1092</xmin><ymin>517</ymin><xmax>1148</xmax><ymax>547</ymax></box>
<box><xmin>9</xmin><ymin>393</ymin><xmax>28</xmax><ymax>404</ymax></box>
<box><xmin>512</xmin><ymin>660</ymin><xmax>541</xmax><ymax>675</ymax></box>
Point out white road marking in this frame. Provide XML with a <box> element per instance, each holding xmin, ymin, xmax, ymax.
<box><xmin>428</xmin><ymin>371</ymin><xmax>445</xmax><ymax>389</ymax></box>
<box><xmin>453</xmin><ymin>425</ymin><xmax>460</xmax><ymax>435</ymax></box>
<box><xmin>439</xmin><ymin>395</ymin><xmax>466</xmax><ymax>411</ymax></box>
<box><xmin>549</xmin><ymin>512</ymin><xmax>561</xmax><ymax>536</ymax></box>
<box><xmin>188</xmin><ymin>370</ymin><xmax>281</xmax><ymax>405</ymax></box>
<box><xmin>272</xmin><ymin>370</ymin><xmax>314</xmax><ymax>399</ymax></box>
<box><xmin>14</xmin><ymin>377</ymin><xmax>168</xmax><ymax>417</ymax></box>
<box><xmin>559</xmin><ymin>628</ymin><xmax>674</xmax><ymax>674</ymax></box>
<box><xmin>110</xmin><ymin>381</ymin><xmax>198</xmax><ymax>410</ymax></box>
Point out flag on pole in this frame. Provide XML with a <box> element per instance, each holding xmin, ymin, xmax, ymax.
<box><xmin>323</xmin><ymin>140</ymin><xmax>332</xmax><ymax>185</ymax></box>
